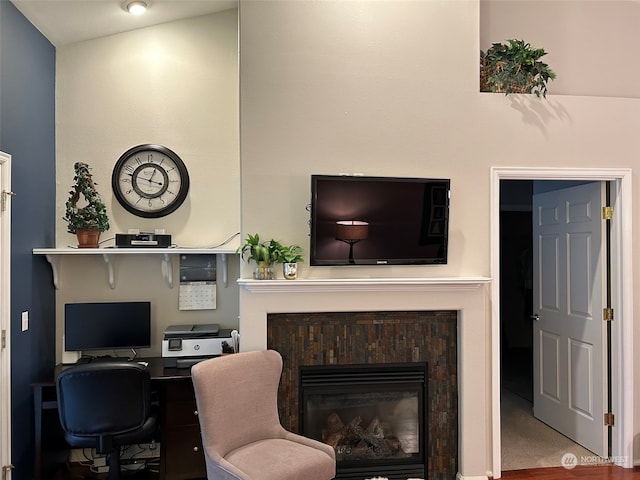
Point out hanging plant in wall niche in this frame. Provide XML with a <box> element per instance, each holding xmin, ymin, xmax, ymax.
<box><xmin>480</xmin><ymin>39</ymin><xmax>556</xmax><ymax>98</ymax></box>
<box><xmin>64</xmin><ymin>162</ymin><xmax>110</xmax><ymax>248</ymax></box>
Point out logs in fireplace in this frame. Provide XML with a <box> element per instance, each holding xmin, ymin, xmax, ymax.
<box><xmin>300</xmin><ymin>363</ymin><xmax>427</xmax><ymax>480</ymax></box>
<box><xmin>324</xmin><ymin>411</ymin><xmax>409</xmax><ymax>460</ymax></box>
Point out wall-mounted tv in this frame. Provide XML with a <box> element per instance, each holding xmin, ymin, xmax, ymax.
<box><xmin>310</xmin><ymin>175</ymin><xmax>450</xmax><ymax>266</ymax></box>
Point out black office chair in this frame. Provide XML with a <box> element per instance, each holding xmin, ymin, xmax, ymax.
<box><xmin>56</xmin><ymin>361</ymin><xmax>157</xmax><ymax>480</ymax></box>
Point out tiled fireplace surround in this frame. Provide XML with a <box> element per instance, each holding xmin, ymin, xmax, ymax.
<box><xmin>238</xmin><ymin>277</ymin><xmax>491</xmax><ymax>480</ymax></box>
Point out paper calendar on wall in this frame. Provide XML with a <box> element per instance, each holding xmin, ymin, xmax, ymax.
<box><xmin>178</xmin><ymin>254</ymin><xmax>217</xmax><ymax>310</ymax></box>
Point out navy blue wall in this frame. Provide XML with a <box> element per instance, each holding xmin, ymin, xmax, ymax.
<box><xmin>0</xmin><ymin>2</ymin><xmax>56</xmax><ymax>479</ymax></box>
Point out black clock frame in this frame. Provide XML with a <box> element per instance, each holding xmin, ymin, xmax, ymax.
<box><xmin>112</xmin><ymin>144</ymin><xmax>190</xmax><ymax>218</ymax></box>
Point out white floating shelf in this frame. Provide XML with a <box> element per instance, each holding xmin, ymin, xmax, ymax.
<box><xmin>33</xmin><ymin>247</ymin><xmax>238</xmax><ymax>289</ymax></box>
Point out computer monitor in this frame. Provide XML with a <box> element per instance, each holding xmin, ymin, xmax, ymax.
<box><xmin>64</xmin><ymin>301</ymin><xmax>151</xmax><ymax>352</ymax></box>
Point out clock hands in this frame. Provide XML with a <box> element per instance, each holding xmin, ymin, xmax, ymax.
<box><xmin>125</xmin><ymin>171</ymin><xmax>163</xmax><ymax>187</ymax></box>
<box><xmin>141</xmin><ymin>176</ymin><xmax>163</xmax><ymax>187</ymax></box>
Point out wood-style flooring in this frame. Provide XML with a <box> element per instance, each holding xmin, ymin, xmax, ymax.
<box><xmin>500</xmin><ymin>465</ymin><xmax>640</xmax><ymax>479</ymax></box>
<box><xmin>60</xmin><ymin>461</ymin><xmax>640</xmax><ymax>480</ymax></box>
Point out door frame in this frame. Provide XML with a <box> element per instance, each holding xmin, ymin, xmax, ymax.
<box><xmin>0</xmin><ymin>151</ymin><xmax>11</xmax><ymax>479</ymax></box>
<box><xmin>490</xmin><ymin>167</ymin><xmax>633</xmax><ymax>477</ymax></box>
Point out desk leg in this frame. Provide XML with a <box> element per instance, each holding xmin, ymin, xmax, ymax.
<box><xmin>33</xmin><ymin>386</ymin><xmax>43</xmax><ymax>480</ymax></box>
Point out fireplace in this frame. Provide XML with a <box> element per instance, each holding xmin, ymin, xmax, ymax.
<box><xmin>300</xmin><ymin>363</ymin><xmax>427</xmax><ymax>480</ymax></box>
<box><xmin>268</xmin><ymin>310</ymin><xmax>457</xmax><ymax>479</ymax></box>
<box><xmin>239</xmin><ymin>276</ymin><xmax>492</xmax><ymax>480</ymax></box>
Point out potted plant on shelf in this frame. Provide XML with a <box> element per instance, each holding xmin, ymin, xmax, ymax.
<box><xmin>63</xmin><ymin>162</ymin><xmax>110</xmax><ymax>248</ymax></box>
<box><xmin>277</xmin><ymin>243</ymin><xmax>304</xmax><ymax>280</ymax></box>
<box><xmin>480</xmin><ymin>38</ymin><xmax>556</xmax><ymax>98</ymax></box>
<box><xmin>237</xmin><ymin>233</ymin><xmax>284</xmax><ymax>280</ymax></box>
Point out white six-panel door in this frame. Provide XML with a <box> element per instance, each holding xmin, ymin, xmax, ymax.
<box><xmin>532</xmin><ymin>182</ymin><xmax>607</xmax><ymax>457</ymax></box>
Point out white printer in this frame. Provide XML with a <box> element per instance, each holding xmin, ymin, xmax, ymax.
<box><xmin>162</xmin><ymin>324</ymin><xmax>233</xmax><ymax>368</ymax></box>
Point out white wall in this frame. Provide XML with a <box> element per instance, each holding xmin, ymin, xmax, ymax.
<box><xmin>56</xmin><ymin>10</ymin><xmax>239</xmax><ymax>246</ymax></box>
<box><xmin>239</xmin><ymin>0</ymin><xmax>640</xmax><ymax>279</ymax></box>
<box><xmin>53</xmin><ymin>9</ymin><xmax>240</xmax><ymax>359</ymax></box>
<box><xmin>238</xmin><ymin>0</ymin><xmax>640</xmax><ymax>475</ymax></box>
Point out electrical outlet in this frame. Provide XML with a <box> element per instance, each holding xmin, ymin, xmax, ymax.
<box><xmin>21</xmin><ymin>311</ymin><xmax>28</xmax><ymax>331</ymax></box>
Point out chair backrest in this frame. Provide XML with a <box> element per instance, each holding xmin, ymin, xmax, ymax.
<box><xmin>56</xmin><ymin>361</ymin><xmax>152</xmax><ymax>438</ymax></box>
<box><xmin>191</xmin><ymin>350</ymin><xmax>284</xmax><ymax>458</ymax></box>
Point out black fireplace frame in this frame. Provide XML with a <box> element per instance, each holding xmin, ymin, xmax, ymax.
<box><xmin>299</xmin><ymin>362</ymin><xmax>428</xmax><ymax>480</ymax></box>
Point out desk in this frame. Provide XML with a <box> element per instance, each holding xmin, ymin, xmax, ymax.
<box><xmin>33</xmin><ymin>357</ymin><xmax>207</xmax><ymax>480</ymax></box>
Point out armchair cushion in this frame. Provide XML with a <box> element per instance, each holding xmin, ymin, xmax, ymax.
<box><xmin>226</xmin><ymin>438</ymin><xmax>336</xmax><ymax>480</ymax></box>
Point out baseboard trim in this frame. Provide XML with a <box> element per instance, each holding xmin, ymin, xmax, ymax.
<box><xmin>456</xmin><ymin>473</ymin><xmax>489</xmax><ymax>480</ymax></box>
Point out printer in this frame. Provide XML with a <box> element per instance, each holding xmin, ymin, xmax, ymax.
<box><xmin>162</xmin><ymin>324</ymin><xmax>233</xmax><ymax>368</ymax></box>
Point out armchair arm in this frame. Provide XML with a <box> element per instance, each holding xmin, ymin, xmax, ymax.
<box><xmin>203</xmin><ymin>448</ymin><xmax>251</xmax><ymax>480</ymax></box>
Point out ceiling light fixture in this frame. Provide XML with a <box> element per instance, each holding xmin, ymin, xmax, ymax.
<box><xmin>123</xmin><ymin>0</ymin><xmax>149</xmax><ymax>16</ymax></box>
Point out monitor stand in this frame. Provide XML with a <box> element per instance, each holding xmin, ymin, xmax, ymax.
<box><xmin>76</xmin><ymin>355</ymin><xmax>115</xmax><ymax>364</ymax></box>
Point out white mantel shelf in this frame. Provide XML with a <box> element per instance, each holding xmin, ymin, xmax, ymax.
<box><xmin>33</xmin><ymin>247</ymin><xmax>237</xmax><ymax>289</ymax></box>
<box><xmin>238</xmin><ymin>277</ymin><xmax>491</xmax><ymax>293</ymax></box>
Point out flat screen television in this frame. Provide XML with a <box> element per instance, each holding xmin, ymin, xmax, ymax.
<box><xmin>310</xmin><ymin>175</ymin><xmax>450</xmax><ymax>266</ymax></box>
<box><xmin>64</xmin><ymin>301</ymin><xmax>151</xmax><ymax>352</ymax></box>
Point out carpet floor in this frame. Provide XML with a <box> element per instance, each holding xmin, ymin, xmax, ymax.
<box><xmin>501</xmin><ymin>389</ymin><xmax>596</xmax><ymax>470</ymax></box>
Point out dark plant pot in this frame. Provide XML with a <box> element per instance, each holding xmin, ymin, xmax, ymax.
<box><xmin>76</xmin><ymin>229</ymin><xmax>100</xmax><ymax>248</ymax></box>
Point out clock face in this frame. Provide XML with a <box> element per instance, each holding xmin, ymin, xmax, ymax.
<box><xmin>112</xmin><ymin>144</ymin><xmax>190</xmax><ymax>218</ymax></box>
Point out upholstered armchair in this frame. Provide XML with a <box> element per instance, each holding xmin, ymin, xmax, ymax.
<box><xmin>191</xmin><ymin>349</ymin><xmax>336</xmax><ymax>480</ymax></box>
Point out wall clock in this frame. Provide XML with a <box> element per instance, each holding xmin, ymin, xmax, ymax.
<box><xmin>112</xmin><ymin>144</ymin><xmax>190</xmax><ymax>218</ymax></box>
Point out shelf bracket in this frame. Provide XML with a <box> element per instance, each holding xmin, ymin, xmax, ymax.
<box><xmin>44</xmin><ymin>254</ymin><xmax>61</xmax><ymax>289</ymax></box>
<box><xmin>102</xmin><ymin>254</ymin><xmax>116</xmax><ymax>289</ymax></box>
<box><xmin>161</xmin><ymin>253</ymin><xmax>173</xmax><ymax>288</ymax></box>
<box><xmin>221</xmin><ymin>253</ymin><xmax>228</xmax><ymax>287</ymax></box>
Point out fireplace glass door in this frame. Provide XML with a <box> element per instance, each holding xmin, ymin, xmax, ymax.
<box><xmin>300</xmin><ymin>363</ymin><xmax>427</xmax><ymax>480</ymax></box>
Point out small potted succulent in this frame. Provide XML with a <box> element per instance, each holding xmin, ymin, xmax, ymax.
<box><xmin>237</xmin><ymin>233</ymin><xmax>284</xmax><ymax>280</ymax></box>
<box><xmin>277</xmin><ymin>244</ymin><xmax>304</xmax><ymax>280</ymax></box>
<box><xmin>480</xmin><ymin>39</ymin><xmax>556</xmax><ymax>98</ymax></box>
<box><xmin>63</xmin><ymin>162</ymin><xmax>110</xmax><ymax>248</ymax></box>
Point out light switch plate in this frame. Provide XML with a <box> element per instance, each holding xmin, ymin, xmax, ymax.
<box><xmin>21</xmin><ymin>311</ymin><xmax>28</xmax><ymax>331</ymax></box>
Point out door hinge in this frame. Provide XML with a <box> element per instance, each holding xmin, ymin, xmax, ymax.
<box><xmin>1</xmin><ymin>190</ymin><xmax>15</xmax><ymax>212</ymax></box>
<box><xmin>0</xmin><ymin>330</ymin><xmax>5</xmax><ymax>349</ymax></box>
<box><xmin>603</xmin><ymin>308</ymin><xmax>614</xmax><ymax>322</ymax></box>
<box><xmin>2</xmin><ymin>464</ymin><xmax>15</xmax><ymax>480</ymax></box>
<box><xmin>604</xmin><ymin>412</ymin><xmax>615</xmax><ymax>427</ymax></box>
<box><xmin>602</xmin><ymin>206</ymin><xmax>614</xmax><ymax>220</ymax></box>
